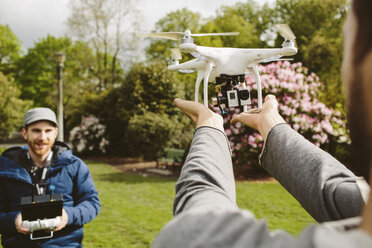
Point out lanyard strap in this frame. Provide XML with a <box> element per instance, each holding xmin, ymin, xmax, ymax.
<box><xmin>27</xmin><ymin>151</ymin><xmax>53</xmax><ymax>195</ymax></box>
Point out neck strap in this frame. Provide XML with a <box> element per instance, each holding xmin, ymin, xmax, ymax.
<box><xmin>27</xmin><ymin>150</ymin><xmax>54</xmax><ymax>195</ymax></box>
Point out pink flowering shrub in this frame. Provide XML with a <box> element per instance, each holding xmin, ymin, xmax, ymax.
<box><xmin>222</xmin><ymin>61</ymin><xmax>350</xmax><ymax>167</ymax></box>
<box><xmin>69</xmin><ymin>115</ymin><xmax>109</xmax><ymax>156</ymax></box>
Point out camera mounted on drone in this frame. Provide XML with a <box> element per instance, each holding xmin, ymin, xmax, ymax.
<box><xmin>212</xmin><ymin>74</ymin><xmax>251</xmax><ymax>114</ymax></box>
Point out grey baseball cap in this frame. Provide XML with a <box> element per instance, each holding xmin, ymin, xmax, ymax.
<box><xmin>24</xmin><ymin>107</ymin><xmax>58</xmax><ymax>127</ymax></box>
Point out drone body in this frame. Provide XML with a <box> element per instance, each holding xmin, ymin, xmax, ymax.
<box><xmin>138</xmin><ymin>25</ymin><xmax>297</xmax><ymax>112</ymax></box>
<box><xmin>176</xmin><ymin>43</ymin><xmax>297</xmax><ymax>79</ymax></box>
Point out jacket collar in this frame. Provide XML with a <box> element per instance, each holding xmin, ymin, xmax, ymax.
<box><xmin>0</xmin><ymin>141</ymin><xmax>73</xmax><ymax>181</ymax></box>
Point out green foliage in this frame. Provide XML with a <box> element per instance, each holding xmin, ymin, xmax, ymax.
<box><xmin>70</xmin><ymin>89</ymin><xmax>128</xmax><ymax>155</ymax></box>
<box><xmin>126</xmin><ymin>112</ymin><xmax>177</xmax><ymax>161</ymax></box>
<box><xmin>15</xmin><ymin>36</ymin><xmax>70</xmax><ymax>108</ymax></box>
<box><xmin>0</xmin><ymin>147</ymin><xmax>7</xmax><ymax>155</ymax></box>
<box><xmin>145</xmin><ymin>8</ymin><xmax>202</xmax><ymax>61</ymax></box>
<box><xmin>302</xmin><ymin>32</ymin><xmax>345</xmax><ymax>106</ymax></box>
<box><xmin>74</xmin><ymin>61</ymin><xmax>193</xmax><ymax>156</ymax></box>
<box><xmin>201</xmin><ymin>1</ymin><xmax>270</xmax><ymax>48</ymax></box>
<box><xmin>274</xmin><ymin>0</ymin><xmax>348</xmax><ymax>52</ymax></box>
<box><xmin>121</xmin><ymin>62</ymin><xmax>180</xmax><ymax>115</ymax></box>
<box><xmin>121</xmin><ymin>62</ymin><xmax>193</xmax><ymax>154</ymax></box>
<box><xmin>155</xmin><ymin>8</ymin><xmax>202</xmax><ymax>33</ymax></box>
<box><xmin>15</xmin><ymin>36</ymin><xmax>96</xmax><ymax>108</ymax></box>
<box><xmin>0</xmin><ymin>72</ymin><xmax>32</xmax><ymax>139</ymax></box>
<box><xmin>0</xmin><ymin>24</ymin><xmax>21</xmax><ymax>75</ymax></box>
<box><xmin>274</xmin><ymin>0</ymin><xmax>348</xmax><ymax>107</ymax></box>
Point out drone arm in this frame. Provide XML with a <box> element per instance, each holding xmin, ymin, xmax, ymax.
<box><xmin>179</xmin><ymin>43</ymin><xmax>198</xmax><ymax>53</ymax></box>
<box><xmin>247</xmin><ymin>66</ymin><xmax>262</xmax><ymax>109</ymax></box>
<box><xmin>168</xmin><ymin>59</ymin><xmax>202</xmax><ymax>71</ymax></box>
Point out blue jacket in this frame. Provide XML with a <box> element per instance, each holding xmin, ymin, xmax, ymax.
<box><xmin>0</xmin><ymin>142</ymin><xmax>101</xmax><ymax>248</ymax></box>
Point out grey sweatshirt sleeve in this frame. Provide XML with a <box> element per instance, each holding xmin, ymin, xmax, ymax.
<box><xmin>173</xmin><ymin>126</ymin><xmax>238</xmax><ymax>215</ymax></box>
<box><xmin>152</xmin><ymin>126</ymin><xmax>298</xmax><ymax>248</ymax></box>
<box><xmin>260</xmin><ymin>123</ymin><xmax>368</xmax><ymax>222</ymax></box>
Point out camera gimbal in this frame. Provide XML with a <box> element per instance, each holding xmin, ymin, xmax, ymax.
<box><xmin>212</xmin><ymin>74</ymin><xmax>251</xmax><ymax>115</ymax></box>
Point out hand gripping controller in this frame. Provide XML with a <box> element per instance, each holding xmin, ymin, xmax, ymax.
<box><xmin>22</xmin><ymin>217</ymin><xmax>60</xmax><ymax>240</ymax></box>
<box><xmin>22</xmin><ymin>216</ymin><xmax>60</xmax><ymax>231</ymax></box>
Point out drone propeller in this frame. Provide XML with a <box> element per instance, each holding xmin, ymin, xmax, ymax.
<box><xmin>137</xmin><ymin>32</ymin><xmax>184</xmax><ymax>41</ymax></box>
<box><xmin>275</xmin><ymin>24</ymin><xmax>296</xmax><ymax>41</ymax></box>
<box><xmin>136</xmin><ymin>30</ymin><xmax>239</xmax><ymax>41</ymax></box>
<box><xmin>191</xmin><ymin>32</ymin><xmax>240</xmax><ymax>37</ymax></box>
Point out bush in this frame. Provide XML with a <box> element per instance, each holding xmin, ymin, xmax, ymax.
<box><xmin>0</xmin><ymin>72</ymin><xmax>32</xmax><ymax>139</ymax></box>
<box><xmin>223</xmin><ymin>61</ymin><xmax>350</xmax><ymax>167</ymax></box>
<box><xmin>72</xmin><ymin>61</ymin><xmax>186</xmax><ymax>156</ymax></box>
<box><xmin>69</xmin><ymin>115</ymin><xmax>108</xmax><ymax>156</ymax></box>
<box><xmin>126</xmin><ymin>112</ymin><xmax>178</xmax><ymax>161</ymax></box>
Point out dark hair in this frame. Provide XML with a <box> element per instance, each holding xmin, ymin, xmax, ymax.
<box><xmin>352</xmin><ymin>0</ymin><xmax>372</xmax><ymax>66</ymax></box>
<box><xmin>347</xmin><ymin>0</ymin><xmax>372</xmax><ymax>182</ymax></box>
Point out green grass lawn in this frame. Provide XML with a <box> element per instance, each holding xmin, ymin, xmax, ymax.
<box><xmin>82</xmin><ymin>162</ymin><xmax>315</xmax><ymax>247</ymax></box>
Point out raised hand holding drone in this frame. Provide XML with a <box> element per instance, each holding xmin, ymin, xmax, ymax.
<box><xmin>137</xmin><ymin>24</ymin><xmax>297</xmax><ymax>114</ymax></box>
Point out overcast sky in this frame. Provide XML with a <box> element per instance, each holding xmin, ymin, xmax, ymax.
<box><xmin>0</xmin><ymin>0</ymin><xmax>273</xmax><ymax>52</ymax></box>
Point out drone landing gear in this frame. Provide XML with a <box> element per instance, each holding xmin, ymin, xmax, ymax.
<box><xmin>247</xmin><ymin>66</ymin><xmax>262</xmax><ymax>109</ymax></box>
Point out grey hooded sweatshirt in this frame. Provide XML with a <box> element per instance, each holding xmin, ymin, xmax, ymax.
<box><xmin>152</xmin><ymin>124</ymin><xmax>371</xmax><ymax>248</ymax></box>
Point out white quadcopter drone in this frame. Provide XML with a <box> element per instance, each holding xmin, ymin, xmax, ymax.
<box><xmin>138</xmin><ymin>24</ymin><xmax>297</xmax><ymax>113</ymax></box>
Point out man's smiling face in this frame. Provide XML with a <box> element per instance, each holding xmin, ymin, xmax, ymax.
<box><xmin>22</xmin><ymin>121</ymin><xmax>58</xmax><ymax>158</ymax></box>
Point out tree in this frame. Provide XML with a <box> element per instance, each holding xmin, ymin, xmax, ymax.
<box><xmin>14</xmin><ymin>35</ymin><xmax>106</xmax><ymax>138</ymax></box>
<box><xmin>201</xmin><ymin>0</ymin><xmax>272</xmax><ymax>49</ymax></box>
<box><xmin>0</xmin><ymin>72</ymin><xmax>32</xmax><ymax>139</ymax></box>
<box><xmin>67</xmin><ymin>0</ymin><xmax>141</xmax><ymax>90</ymax></box>
<box><xmin>74</xmin><ymin>61</ymin><xmax>192</xmax><ymax>156</ymax></box>
<box><xmin>302</xmin><ymin>32</ymin><xmax>345</xmax><ymax>106</ymax></box>
<box><xmin>120</xmin><ymin>62</ymin><xmax>193</xmax><ymax>155</ymax></box>
<box><xmin>0</xmin><ymin>24</ymin><xmax>21</xmax><ymax>75</ymax></box>
<box><xmin>273</xmin><ymin>0</ymin><xmax>348</xmax><ymax>107</ymax></box>
<box><xmin>15</xmin><ymin>36</ymin><xmax>70</xmax><ymax>109</ymax></box>
<box><xmin>145</xmin><ymin>8</ymin><xmax>203</xmax><ymax>61</ymax></box>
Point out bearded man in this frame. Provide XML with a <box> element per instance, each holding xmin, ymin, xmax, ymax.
<box><xmin>0</xmin><ymin>107</ymin><xmax>101</xmax><ymax>248</ymax></box>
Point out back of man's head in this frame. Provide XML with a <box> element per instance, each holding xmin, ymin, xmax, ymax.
<box><xmin>347</xmin><ymin>0</ymin><xmax>372</xmax><ymax>183</ymax></box>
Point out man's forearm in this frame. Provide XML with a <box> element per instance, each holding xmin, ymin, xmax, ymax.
<box><xmin>65</xmin><ymin>194</ymin><xmax>100</xmax><ymax>226</ymax></box>
<box><xmin>260</xmin><ymin>124</ymin><xmax>367</xmax><ymax>222</ymax></box>
<box><xmin>173</xmin><ymin>127</ymin><xmax>237</xmax><ymax>215</ymax></box>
